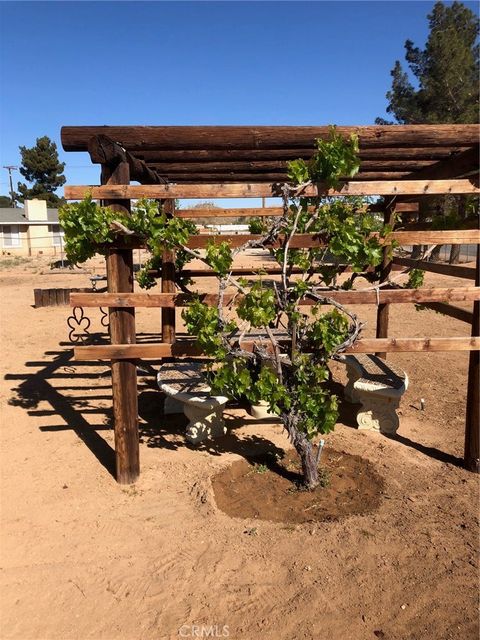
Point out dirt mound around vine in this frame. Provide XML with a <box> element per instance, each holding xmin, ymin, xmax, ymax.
<box><xmin>213</xmin><ymin>448</ymin><xmax>384</xmax><ymax>523</ymax></box>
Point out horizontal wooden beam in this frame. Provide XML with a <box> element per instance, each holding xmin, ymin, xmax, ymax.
<box><xmin>177</xmin><ymin>207</ymin><xmax>284</xmax><ymax>218</ymax></box>
<box><xmin>180</xmin><ymin>264</ymin><xmax>378</xmax><ymax>278</ymax></box>
<box><xmin>185</xmin><ymin>230</ymin><xmax>480</xmax><ymax>249</ymax></box>
<box><xmin>392</xmin><ymin>257</ymin><xmax>477</xmax><ymax>280</ymax></box>
<box><xmin>177</xmin><ymin>202</ymin><xmax>419</xmax><ymax>219</ymax></box>
<box><xmin>73</xmin><ymin>336</ymin><xmax>480</xmax><ymax>360</ymax></box>
<box><xmin>345</xmin><ymin>337</ymin><xmax>479</xmax><ymax>353</ymax></box>
<box><xmin>104</xmin><ymin>229</ymin><xmax>479</xmax><ymax>250</ymax></box>
<box><xmin>71</xmin><ymin>287</ymin><xmax>480</xmax><ymax>309</ymax></box>
<box><xmin>64</xmin><ymin>178</ymin><xmax>479</xmax><ymax>200</ymax></box>
<box><xmin>61</xmin><ymin>125</ymin><xmax>480</xmax><ymax>152</ymax></box>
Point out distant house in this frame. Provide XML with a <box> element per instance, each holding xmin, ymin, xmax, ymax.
<box><xmin>0</xmin><ymin>200</ymin><xmax>64</xmax><ymax>256</ymax></box>
<box><xmin>205</xmin><ymin>223</ymin><xmax>250</xmax><ymax>235</ymax></box>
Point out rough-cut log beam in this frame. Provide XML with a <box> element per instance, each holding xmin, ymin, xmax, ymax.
<box><xmin>88</xmin><ymin>135</ymin><xmax>166</xmax><ymax>185</ymax></box>
<box><xmin>403</xmin><ymin>145</ymin><xmax>479</xmax><ymax>180</ymax></box>
<box><xmin>61</xmin><ymin>125</ymin><xmax>480</xmax><ymax>152</ymax></box>
<box><xmin>64</xmin><ymin>178</ymin><xmax>480</xmax><ymax>201</ymax></box>
<box><xmin>71</xmin><ymin>287</ymin><xmax>480</xmax><ymax>309</ymax></box>
<box><xmin>73</xmin><ymin>336</ymin><xmax>480</xmax><ymax>361</ymax></box>
<box><xmin>135</xmin><ymin>146</ymin><xmax>470</xmax><ymax>163</ymax></box>
<box><xmin>154</xmin><ymin>172</ymin><xmax>413</xmax><ymax>183</ymax></box>
<box><xmin>392</xmin><ymin>257</ymin><xmax>476</xmax><ymax>280</ymax></box>
<box><xmin>149</xmin><ymin>160</ymin><xmax>435</xmax><ymax>173</ymax></box>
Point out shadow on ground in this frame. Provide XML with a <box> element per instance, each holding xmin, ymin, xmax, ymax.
<box><xmin>5</xmin><ymin>347</ymin><xmax>463</xmax><ymax>481</ymax></box>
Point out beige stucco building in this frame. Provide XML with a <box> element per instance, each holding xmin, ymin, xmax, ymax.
<box><xmin>0</xmin><ymin>199</ymin><xmax>64</xmax><ymax>257</ymax></box>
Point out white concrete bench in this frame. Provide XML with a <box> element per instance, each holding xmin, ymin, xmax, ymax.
<box><xmin>157</xmin><ymin>362</ymin><xmax>228</xmax><ymax>444</ymax></box>
<box><xmin>343</xmin><ymin>354</ymin><xmax>408</xmax><ymax>435</ymax></box>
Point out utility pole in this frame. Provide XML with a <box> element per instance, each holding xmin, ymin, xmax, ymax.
<box><xmin>3</xmin><ymin>166</ymin><xmax>17</xmax><ymax>207</ymax></box>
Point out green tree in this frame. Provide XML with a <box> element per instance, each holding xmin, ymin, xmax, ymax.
<box><xmin>16</xmin><ymin>136</ymin><xmax>66</xmax><ymax>207</ymax></box>
<box><xmin>0</xmin><ymin>195</ymin><xmax>13</xmax><ymax>207</ymax></box>
<box><xmin>377</xmin><ymin>2</ymin><xmax>479</xmax><ymax>263</ymax></box>
<box><xmin>377</xmin><ymin>1</ymin><xmax>479</xmax><ymax>125</ymax></box>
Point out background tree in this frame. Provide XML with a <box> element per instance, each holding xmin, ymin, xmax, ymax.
<box><xmin>0</xmin><ymin>195</ymin><xmax>13</xmax><ymax>207</ymax></box>
<box><xmin>376</xmin><ymin>1</ymin><xmax>479</xmax><ymax>125</ymax></box>
<box><xmin>376</xmin><ymin>1</ymin><xmax>479</xmax><ymax>264</ymax></box>
<box><xmin>16</xmin><ymin>136</ymin><xmax>66</xmax><ymax>207</ymax></box>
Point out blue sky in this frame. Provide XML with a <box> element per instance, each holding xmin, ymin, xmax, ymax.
<box><xmin>0</xmin><ymin>0</ymin><xmax>478</xmax><ymax>207</ymax></box>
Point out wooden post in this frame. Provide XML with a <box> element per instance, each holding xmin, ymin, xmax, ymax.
<box><xmin>161</xmin><ymin>199</ymin><xmax>176</xmax><ymax>343</ymax></box>
<box><xmin>376</xmin><ymin>201</ymin><xmax>396</xmax><ymax>359</ymax></box>
<box><xmin>102</xmin><ymin>161</ymin><xmax>139</xmax><ymax>484</ymax></box>
<box><xmin>464</xmin><ymin>248</ymin><xmax>479</xmax><ymax>472</ymax></box>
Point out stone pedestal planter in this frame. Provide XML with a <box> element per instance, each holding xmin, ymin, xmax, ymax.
<box><xmin>344</xmin><ymin>354</ymin><xmax>408</xmax><ymax>435</ymax></box>
<box><xmin>158</xmin><ymin>362</ymin><xmax>229</xmax><ymax>444</ymax></box>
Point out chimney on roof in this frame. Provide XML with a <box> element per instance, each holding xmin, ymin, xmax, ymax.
<box><xmin>24</xmin><ymin>199</ymin><xmax>48</xmax><ymax>221</ymax></box>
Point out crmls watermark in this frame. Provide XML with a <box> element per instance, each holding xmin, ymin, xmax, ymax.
<box><xmin>178</xmin><ymin>624</ymin><xmax>230</xmax><ymax>638</ymax></box>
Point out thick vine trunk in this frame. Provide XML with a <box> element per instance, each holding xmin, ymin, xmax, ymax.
<box><xmin>296</xmin><ymin>437</ymin><xmax>320</xmax><ymax>490</ymax></box>
<box><xmin>285</xmin><ymin>415</ymin><xmax>319</xmax><ymax>489</ymax></box>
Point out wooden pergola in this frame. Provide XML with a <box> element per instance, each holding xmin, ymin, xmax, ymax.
<box><xmin>61</xmin><ymin>125</ymin><xmax>480</xmax><ymax>483</ymax></box>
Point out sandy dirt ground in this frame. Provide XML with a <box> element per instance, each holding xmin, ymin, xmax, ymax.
<box><xmin>0</xmin><ymin>254</ymin><xmax>478</xmax><ymax>640</ymax></box>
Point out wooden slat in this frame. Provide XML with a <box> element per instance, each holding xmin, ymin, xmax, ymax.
<box><xmin>71</xmin><ymin>287</ymin><xmax>480</xmax><ymax>309</ymax></box>
<box><xmin>177</xmin><ymin>202</ymin><xmax>419</xmax><ymax>219</ymax></box>
<box><xmin>186</xmin><ymin>230</ymin><xmax>480</xmax><ymax>249</ymax></box>
<box><xmin>392</xmin><ymin>257</ymin><xmax>477</xmax><ymax>280</ymax></box>
<box><xmin>61</xmin><ymin>125</ymin><xmax>480</xmax><ymax>152</ymax></box>
<box><xmin>345</xmin><ymin>337</ymin><xmax>479</xmax><ymax>353</ymax></box>
<box><xmin>64</xmin><ymin>178</ymin><xmax>479</xmax><ymax>200</ymax></box>
<box><xmin>176</xmin><ymin>207</ymin><xmax>284</xmax><ymax>219</ymax></box>
<box><xmin>179</xmin><ymin>264</ymin><xmax>387</xmax><ymax>278</ymax></box>
<box><xmin>73</xmin><ymin>336</ymin><xmax>480</xmax><ymax>360</ymax></box>
<box><xmin>103</xmin><ymin>229</ymin><xmax>479</xmax><ymax>251</ymax></box>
